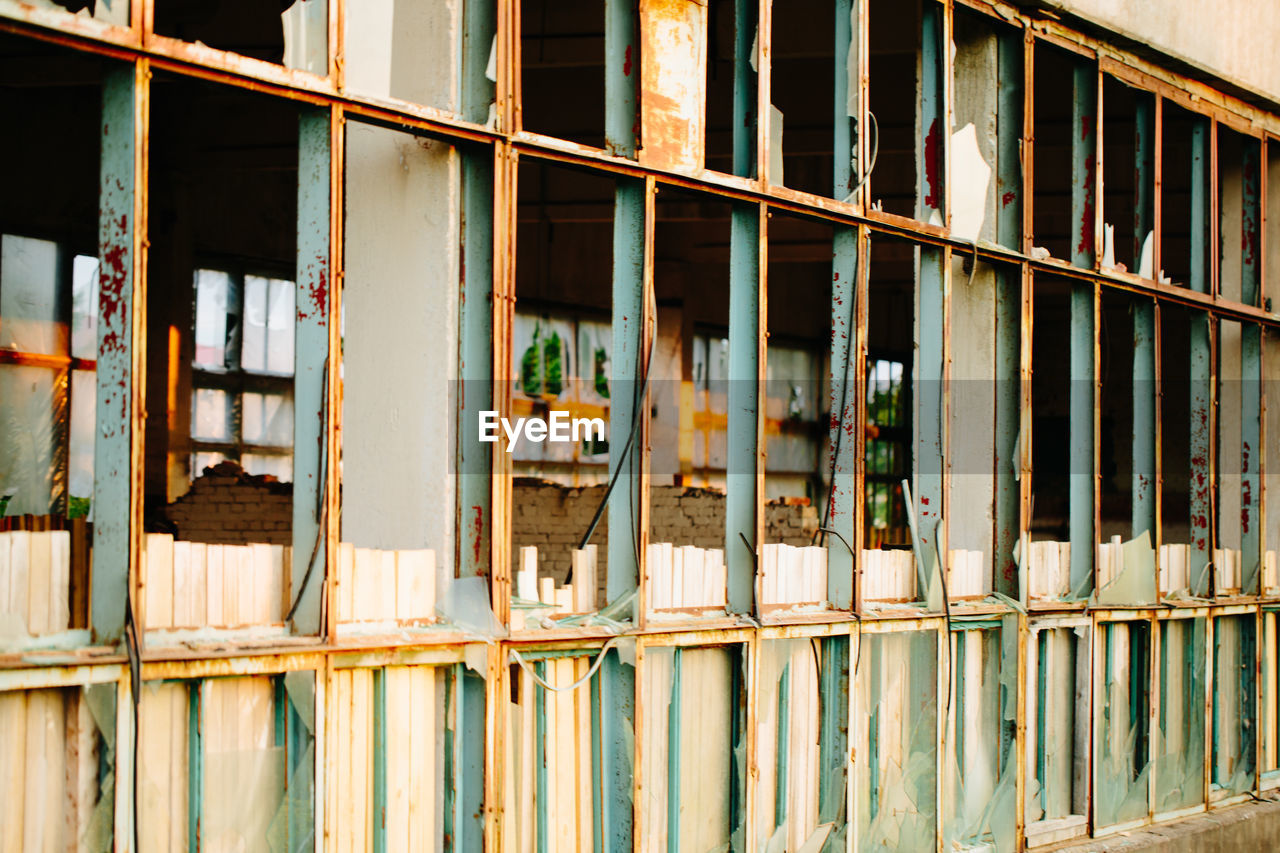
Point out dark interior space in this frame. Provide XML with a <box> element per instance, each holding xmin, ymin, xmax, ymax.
<box><xmin>1032</xmin><ymin>43</ymin><xmax>1082</xmax><ymax>263</ymax></box>
<box><xmin>520</xmin><ymin>0</ymin><xmax>608</xmax><ymax>150</ymax></box>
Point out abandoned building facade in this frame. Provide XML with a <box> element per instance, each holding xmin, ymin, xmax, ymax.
<box><xmin>4</xmin><ymin>0</ymin><xmax>1280</xmax><ymax>849</ymax></box>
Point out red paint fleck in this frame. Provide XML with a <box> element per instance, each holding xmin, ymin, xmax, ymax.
<box><xmin>623</xmin><ymin>45</ymin><xmax>633</xmax><ymax>77</ymax></box>
<box><xmin>1002</xmin><ymin>191</ymin><xmax>1016</xmax><ymax>208</ymax></box>
<box><xmin>472</xmin><ymin>506</ymin><xmax>484</xmax><ymax>564</ymax></box>
<box><xmin>921</xmin><ymin>496</ymin><xmax>930</xmax><ymax>506</ymax></box>
<box><xmin>923</xmin><ymin>119</ymin><xmax>941</xmax><ymax>210</ymax></box>
<box><xmin>1076</xmin><ymin>143</ymin><xmax>1096</xmax><ymax>258</ymax></box>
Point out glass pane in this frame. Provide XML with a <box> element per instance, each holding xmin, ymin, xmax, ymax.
<box><xmin>0</xmin><ymin>364</ymin><xmax>64</xmax><ymax>517</ymax></box>
<box><xmin>22</xmin><ymin>0</ymin><xmax>129</xmax><ymax>26</ymax></box>
<box><xmin>0</xmin><ymin>234</ymin><xmax>65</xmax><ymax>357</ymax></box>
<box><xmin>1155</xmin><ymin>617</ymin><xmax>1206</xmax><ymax>812</ymax></box>
<box><xmin>243</xmin><ymin>391</ymin><xmax>292</xmax><ymax>446</ymax></box>
<box><xmin>71</xmin><ymin>255</ymin><xmax>99</xmax><ymax>361</ymax></box>
<box><xmin>266</xmin><ymin>278</ymin><xmax>295</xmax><ymax>373</ymax></box>
<box><xmin>241</xmin><ymin>453</ymin><xmax>292</xmax><ymax>482</ymax></box>
<box><xmin>69</xmin><ymin>368</ymin><xmax>95</xmax><ymax>515</ymax></box>
<box><xmin>202</xmin><ymin>675</ymin><xmax>315</xmax><ymax>852</ymax></box>
<box><xmin>242</xmin><ymin>274</ymin><xmax>267</xmax><ymax>372</ymax></box>
<box><xmin>0</xmin><ymin>684</ymin><xmax>117</xmax><ymax>852</ymax></box>
<box><xmin>192</xmin><ymin>387</ymin><xmax>231</xmax><ymax>442</ymax></box>
<box><xmin>194</xmin><ymin>269</ymin><xmax>231</xmax><ymax>369</ymax></box>
<box><xmin>138</xmin><ymin>681</ymin><xmax>191</xmax><ymax>851</ymax></box>
<box><xmin>1096</xmin><ymin>621</ymin><xmax>1152</xmax><ymax>827</ymax></box>
<box><xmin>855</xmin><ymin>629</ymin><xmax>939</xmax><ymax>850</ymax></box>
<box><xmin>1212</xmin><ymin>615</ymin><xmax>1257</xmax><ymax>796</ymax></box>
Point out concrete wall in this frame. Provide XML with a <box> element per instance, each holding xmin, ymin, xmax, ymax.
<box><xmin>1049</xmin><ymin>0</ymin><xmax>1280</xmax><ymax>105</ymax></box>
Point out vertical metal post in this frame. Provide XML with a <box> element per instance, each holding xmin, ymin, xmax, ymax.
<box><xmin>461</xmin><ymin>0</ymin><xmax>497</xmax><ymax>125</ymax></box>
<box><xmin>608</xmin><ymin>178</ymin><xmax>646</xmax><ymax>608</ymax></box>
<box><xmin>1069</xmin><ymin>281</ymin><xmax>1095</xmax><ymax>595</ymax></box>
<box><xmin>605</xmin><ymin>0</ymin><xmax>639</xmax><ymax>158</ymax></box>
<box><xmin>458</xmin><ymin>150</ymin><xmax>495</xmax><ymax>582</ymax></box>
<box><xmin>817</xmin><ymin>636</ymin><xmax>850</xmax><ymax>826</ymax></box>
<box><xmin>728</xmin><ymin>203</ymin><xmax>763</xmax><ymax>613</ymax></box>
<box><xmin>1071</xmin><ymin>62</ymin><xmax>1097</xmax><ymax>269</ymax></box>
<box><xmin>1134</xmin><ymin>296</ymin><xmax>1157</xmax><ymax>539</ymax></box>
<box><xmin>1190</xmin><ymin>120</ymin><xmax>1213</xmax><ymax>592</ymax></box>
<box><xmin>372</xmin><ymin>670</ymin><xmax>387</xmax><ymax>853</ymax></box>
<box><xmin>914</xmin><ymin>246</ymin><xmax>946</xmax><ymax>608</ymax></box>
<box><xmin>291</xmin><ymin>107</ymin><xmax>333</xmax><ymax>636</ymax></box>
<box><xmin>917</xmin><ymin>2</ymin><xmax>944</xmax><ymax>222</ymax></box>
<box><xmin>996</xmin><ymin>29</ymin><xmax>1022</xmax><ymax>250</ymax></box>
<box><xmin>827</xmin><ymin>226</ymin><xmax>859</xmax><ymax>609</ymax></box>
<box><xmin>994</xmin><ymin>265</ymin><xmax>1020</xmax><ymax>597</ymax></box>
<box><xmin>1243</xmin><ymin>142</ymin><xmax>1263</xmax><ymax>591</ymax></box>
<box><xmin>774</xmin><ymin>663</ymin><xmax>791</xmax><ymax>829</ymax></box>
<box><xmin>451</xmin><ymin>663</ymin><xmax>486</xmax><ymax>852</ymax></box>
<box><xmin>93</xmin><ymin>62</ymin><xmax>147</xmax><ymax>646</ymax></box>
<box><xmin>599</xmin><ymin>651</ymin><xmax>635</xmax><ymax>850</ymax></box>
<box><xmin>666</xmin><ymin>648</ymin><xmax>683</xmax><ymax>851</ymax></box>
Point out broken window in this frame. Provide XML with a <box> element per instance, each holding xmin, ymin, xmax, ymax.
<box><xmin>1028</xmin><ymin>275</ymin><xmax>1092</xmax><ymax>602</ymax></box>
<box><xmin>342</xmin><ymin>0</ymin><xmax>496</xmax><ymax>124</ymax></box>
<box><xmin>520</xmin><ymin>0</ymin><xmax>628</xmax><ymax>153</ymax></box>
<box><xmin>704</xmin><ymin>0</ymin><xmax>757</xmax><ymax>179</ymax></box>
<box><xmin>1031</xmin><ymin>42</ymin><xmax>1095</xmax><ymax>267</ymax></box>
<box><xmin>951</xmin><ymin>5</ymin><xmax>1022</xmax><ymax>248</ymax></box>
<box><xmin>511</xmin><ymin>160</ymin><xmax>623</xmax><ymax>627</ymax></box>
<box><xmin>639</xmin><ymin>642</ymin><xmax>746</xmax><ymax>852</ymax></box>
<box><xmin>1094</xmin><ymin>618</ymin><xmax>1152</xmax><ymax>829</ymax></box>
<box><xmin>755</xmin><ymin>635</ymin><xmax>850</xmax><ymax>850</ymax></box>
<box><xmin>330</xmin><ymin>661</ymin><xmax>484</xmax><ymax>848</ymax></box>
<box><xmin>153</xmin><ymin>0</ymin><xmax>327</xmax><ymax>76</ymax></box>
<box><xmin>504</xmin><ymin>647</ymin><xmax>614</xmax><ymax>849</ymax></box>
<box><xmin>942</xmin><ymin>619</ymin><xmax>1016</xmax><ymax>851</ymax></box>
<box><xmin>0</xmin><ymin>36</ymin><xmax>123</xmax><ymax>649</ymax></box>
<box><xmin>1216</xmin><ymin>126</ymin><xmax>1262</xmax><ymax>306</ymax></box>
<box><xmin>854</xmin><ymin>626</ymin><xmax>938</xmax><ymax>849</ymax></box>
<box><xmin>137</xmin><ymin>672</ymin><xmax>315</xmax><ymax>853</ymax></box>
<box><xmin>762</xmin><ymin>212</ymin><xmax>838</xmax><ymax>613</ymax></box>
<box><xmin>1210</xmin><ymin>613</ymin><xmax>1257</xmax><ymax>797</ymax></box>
<box><xmin>143</xmin><ymin>74</ymin><xmax>317</xmax><ymax>639</ymax></box>
<box><xmin>866</xmin><ymin>0</ymin><xmax>943</xmax><ymax>222</ymax></box>
<box><xmin>1155</xmin><ymin>614</ymin><xmax>1206</xmax><ymax>814</ymax></box>
<box><xmin>1024</xmin><ymin>619</ymin><xmax>1089</xmax><ymax>847</ymax></box>
<box><xmin>946</xmin><ymin>255</ymin><xmax>1020</xmax><ymax>601</ymax></box>
<box><xmin>1265</xmin><ymin>331</ymin><xmax>1280</xmax><ymax>595</ymax></box>
<box><xmin>1159</xmin><ymin>304</ymin><xmax>1214</xmax><ymax>597</ymax></box>
<box><xmin>643</xmin><ymin>188</ymin><xmax>737</xmax><ymax>619</ymax></box>
<box><xmin>9</xmin><ymin>0</ymin><xmax>128</xmax><ymax>27</ymax></box>
<box><xmin>0</xmin><ymin>682</ymin><xmax>116</xmax><ymax>851</ymax></box>
<box><xmin>1159</xmin><ymin>101</ymin><xmax>1211</xmax><ymax>291</ymax></box>
<box><xmin>1095</xmin><ymin>289</ymin><xmax>1158</xmax><ymax>605</ymax></box>
<box><xmin>1101</xmin><ymin>76</ymin><xmax>1155</xmax><ymax>277</ymax></box>
<box><xmin>768</xmin><ymin>0</ymin><xmax>838</xmax><ymax>196</ymax></box>
<box><xmin>1216</xmin><ymin>319</ymin><xmax>1263</xmax><ymax>596</ymax></box>
<box><xmin>337</xmin><ymin>121</ymin><xmax>469</xmax><ymax>635</ymax></box>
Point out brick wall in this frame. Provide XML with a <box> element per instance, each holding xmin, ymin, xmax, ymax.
<box><xmin>511</xmin><ymin>478</ymin><xmax>820</xmax><ymax>590</ymax></box>
<box><xmin>164</xmin><ymin>462</ymin><xmax>292</xmax><ymax>545</ymax></box>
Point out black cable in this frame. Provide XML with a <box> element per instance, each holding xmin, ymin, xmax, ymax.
<box><xmin>287</xmin><ymin>357</ymin><xmax>329</xmax><ymax>624</ymax></box>
<box><xmin>817</xmin><ymin>526</ymin><xmax>862</xmax><ymax>676</ymax></box>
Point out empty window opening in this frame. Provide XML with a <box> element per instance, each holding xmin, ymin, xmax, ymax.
<box><xmin>1025</xmin><ymin>622</ymin><xmax>1089</xmax><ymax>846</ymax></box>
<box><xmin>1211</xmin><ymin>614</ymin><xmax>1257</xmax><ymax>797</ymax></box>
<box><xmin>1159</xmin><ymin>101</ymin><xmax>1209</xmax><ymax>290</ymax></box>
<box><xmin>1101</xmin><ymin>77</ymin><xmax>1155</xmax><ymax>276</ymax></box>
<box><xmin>1095</xmin><ymin>619</ymin><xmax>1152</xmax><ymax>828</ymax></box>
<box><xmin>1032</xmin><ymin>43</ymin><xmax>1094</xmax><ymax>266</ymax></box>
<box><xmin>704</xmin><ymin>0</ymin><xmax>757</xmax><ymax>179</ymax></box>
<box><xmin>769</xmin><ymin>0</ymin><xmax>837</xmax><ymax>197</ymax></box>
<box><xmin>520</xmin><ymin>0</ymin><xmax>610</xmax><ymax>150</ymax></box>
<box><xmin>154</xmin><ymin>0</ymin><xmax>327</xmax><ymax>75</ymax></box>
<box><xmin>1155</xmin><ymin>616</ymin><xmax>1206</xmax><ymax>813</ymax></box>
<box><xmin>1216</xmin><ymin>125</ymin><xmax>1262</xmax><ymax>305</ymax></box>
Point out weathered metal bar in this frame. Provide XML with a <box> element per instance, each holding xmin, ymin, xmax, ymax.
<box><xmin>914</xmin><ymin>245</ymin><xmax>946</xmax><ymax>607</ymax></box>
<box><xmin>1243</xmin><ymin>323</ymin><xmax>1262</xmax><ymax>593</ymax></box>
<box><xmin>728</xmin><ymin>202</ymin><xmax>763</xmax><ymax>613</ymax></box>
<box><xmin>774</xmin><ymin>662</ymin><xmax>791</xmax><ymax>829</ymax></box>
<box><xmin>827</xmin><ymin>225</ymin><xmax>859</xmax><ymax>609</ymax></box>
<box><xmin>605</xmin><ymin>0</ymin><xmax>639</xmax><ymax>158</ymax></box>
<box><xmin>1134</xmin><ymin>297</ymin><xmax>1157</xmax><ymax>538</ymax></box>
<box><xmin>372</xmin><ymin>668</ymin><xmax>388</xmax><ymax>853</ymax></box>
<box><xmin>291</xmin><ymin>106</ymin><xmax>332</xmax><ymax>636</ymax></box>
<box><xmin>1072</xmin><ymin>61</ymin><xmax>1098</xmax><ymax>269</ymax></box>
<box><xmin>535</xmin><ymin>661</ymin><xmax>549</xmax><ymax>852</ymax></box>
<box><xmin>817</xmin><ymin>635</ymin><xmax>850</xmax><ymax>827</ymax></box>
<box><xmin>996</xmin><ymin>25</ymin><xmax>1022</xmax><ymax>250</ymax></box>
<box><xmin>1069</xmin><ymin>281</ymin><xmax>1096</xmax><ymax>595</ymax></box>
<box><xmin>917</xmin><ymin>2</ymin><xmax>944</xmax><ymax>222</ymax></box>
<box><xmin>608</xmin><ymin>177</ymin><xmax>646</xmax><ymax>608</ymax></box>
<box><xmin>453</xmin><ymin>663</ymin><xmax>486</xmax><ymax>851</ymax></box>
<box><xmin>458</xmin><ymin>148</ymin><xmax>495</xmax><ymax>582</ymax></box>
<box><xmin>93</xmin><ymin>61</ymin><xmax>146</xmax><ymax>646</ymax></box>
<box><xmin>995</xmin><ymin>262</ymin><xmax>1021</xmax><ymax>598</ymax></box>
<box><xmin>733</xmin><ymin>0</ymin><xmax>757</xmax><ymax>179</ymax></box>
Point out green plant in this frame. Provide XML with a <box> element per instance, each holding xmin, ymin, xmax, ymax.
<box><xmin>68</xmin><ymin>496</ymin><xmax>91</xmax><ymax>519</ymax></box>
<box><xmin>593</xmin><ymin>347</ymin><xmax>609</xmax><ymax>398</ymax></box>
<box><xmin>520</xmin><ymin>323</ymin><xmax>542</xmax><ymax>396</ymax></box>
<box><xmin>543</xmin><ymin>331</ymin><xmax>563</xmax><ymax>396</ymax></box>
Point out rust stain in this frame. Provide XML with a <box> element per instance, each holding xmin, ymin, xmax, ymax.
<box><xmin>1002</xmin><ymin>191</ymin><xmax>1016</xmax><ymax>208</ymax></box>
<box><xmin>624</xmin><ymin>45</ymin><xmax>633</xmax><ymax>77</ymax></box>
<box><xmin>923</xmin><ymin>119</ymin><xmax>941</xmax><ymax>210</ymax></box>
<box><xmin>472</xmin><ymin>505</ymin><xmax>484</xmax><ymax>565</ymax></box>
